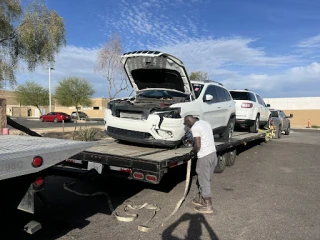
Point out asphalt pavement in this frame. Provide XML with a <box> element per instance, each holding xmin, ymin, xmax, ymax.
<box><xmin>2</xmin><ymin>129</ymin><xmax>320</xmax><ymax>240</ymax></box>
<box><xmin>7</xmin><ymin>117</ymin><xmax>104</xmax><ymax>130</ymax></box>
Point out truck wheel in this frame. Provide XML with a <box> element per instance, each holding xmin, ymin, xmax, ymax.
<box><xmin>54</xmin><ymin>118</ymin><xmax>58</xmax><ymax>123</ymax></box>
<box><xmin>221</xmin><ymin>117</ymin><xmax>235</xmax><ymax>140</ymax></box>
<box><xmin>226</xmin><ymin>149</ymin><xmax>237</xmax><ymax>166</ymax></box>
<box><xmin>214</xmin><ymin>154</ymin><xmax>226</xmax><ymax>173</ymax></box>
<box><xmin>249</xmin><ymin>116</ymin><xmax>259</xmax><ymax>133</ymax></box>
<box><xmin>285</xmin><ymin>125</ymin><xmax>290</xmax><ymax>135</ymax></box>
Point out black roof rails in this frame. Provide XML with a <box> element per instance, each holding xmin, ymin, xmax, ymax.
<box><xmin>194</xmin><ymin>80</ymin><xmax>223</xmax><ymax>86</ymax></box>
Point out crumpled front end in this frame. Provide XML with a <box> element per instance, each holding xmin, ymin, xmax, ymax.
<box><xmin>104</xmin><ymin>100</ymin><xmax>185</xmax><ymax>147</ymax></box>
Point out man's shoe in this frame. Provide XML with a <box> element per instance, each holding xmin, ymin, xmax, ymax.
<box><xmin>194</xmin><ymin>197</ymin><xmax>213</xmax><ymax>214</ymax></box>
<box><xmin>192</xmin><ymin>195</ymin><xmax>204</xmax><ymax>206</ymax></box>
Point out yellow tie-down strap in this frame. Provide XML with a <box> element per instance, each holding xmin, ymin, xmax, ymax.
<box><xmin>63</xmin><ymin>159</ymin><xmax>192</xmax><ymax>233</ymax></box>
<box><xmin>258</xmin><ymin>126</ymin><xmax>276</xmax><ymax>141</ymax></box>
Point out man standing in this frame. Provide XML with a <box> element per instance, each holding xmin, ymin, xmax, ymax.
<box><xmin>184</xmin><ymin>115</ymin><xmax>217</xmax><ymax>214</ymax></box>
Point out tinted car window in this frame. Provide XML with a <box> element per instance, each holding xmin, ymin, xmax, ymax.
<box><xmin>216</xmin><ymin>86</ymin><xmax>227</xmax><ymax>102</ymax></box>
<box><xmin>248</xmin><ymin>92</ymin><xmax>256</xmax><ymax>102</ymax></box>
<box><xmin>271</xmin><ymin>111</ymin><xmax>279</xmax><ymax>117</ymax></box>
<box><xmin>203</xmin><ymin>85</ymin><xmax>218</xmax><ymax>102</ymax></box>
<box><xmin>224</xmin><ymin>89</ymin><xmax>232</xmax><ymax>101</ymax></box>
<box><xmin>192</xmin><ymin>83</ymin><xmax>204</xmax><ymax>99</ymax></box>
<box><xmin>230</xmin><ymin>91</ymin><xmax>250</xmax><ymax>100</ymax></box>
<box><xmin>280</xmin><ymin>111</ymin><xmax>286</xmax><ymax>118</ymax></box>
<box><xmin>256</xmin><ymin>95</ymin><xmax>265</xmax><ymax>106</ymax></box>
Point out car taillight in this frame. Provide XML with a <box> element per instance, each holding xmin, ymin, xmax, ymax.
<box><xmin>241</xmin><ymin>103</ymin><xmax>253</xmax><ymax>108</ymax></box>
<box><xmin>146</xmin><ymin>175</ymin><xmax>157</xmax><ymax>182</ymax></box>
<box><xmin>32</xmin><ymin>156</ymin><xmax>43</xmax><ymax>168</ymax></box>
<box><xmin>133</xmin><ymin>172</ymin><xmax>144</xmax><ymax>180</ymax></box>
<box><xmin>34</xmin><ymin>177</ymin><xmax>44</xmax><ymax>186</ymax></box>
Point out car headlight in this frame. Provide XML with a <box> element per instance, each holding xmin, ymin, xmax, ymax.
<box><xmin>155</xmin><ymin>108</ymin><xmax>181</xmax><ymax>119</ymax></box>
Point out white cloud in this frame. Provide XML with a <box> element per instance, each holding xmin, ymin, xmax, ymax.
<box><xmin>15</xmin><ymin>45</ymin><xmax>130</xmax><ymax>98</ymax></box>
<box><xmin>296</xmin><ymin>34</ymin><xmax>320</xmax><ymax>48</ymax></box>
<box><xmin>159</xmin><ymin>37</ymin><xmax>297</xmax><ymax>70</ymax></box>
<box><xmin>222</xmin><ymin>62</ymin><xmax>320</xmax><ymax>97</ymax></box>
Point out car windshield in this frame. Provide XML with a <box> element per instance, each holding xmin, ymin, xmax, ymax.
<box><xmin>230</xmin><ymin>91</ymin><xmax>250</xmax><ymax>100</ymax></box>
<box><xmin>271</xmin><ymin>111</ymin><xmax>279</xmax><ymax>117</ymax></box>
<box><xmin>191</xmin><ymin>83</ymin><xmax>204</xmax><ymax>99</ymax></box>
<box><xmin>137</xmin><ymin>89</ymin><xmax>188</xmax><ymax>99</ymax></box>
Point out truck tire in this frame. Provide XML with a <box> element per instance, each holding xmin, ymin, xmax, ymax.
<box><xmin>285</xmin><ymin>124</ymin><xmax>290</xmax><ymax>135</ymax></box>
<box><xmin>250</xmin><ymin>115</ymin><xmax>259</xmax><ymax>133</ymax></box>
<box><xmin>226</xmin><ymin>149</ymin><xmax>237</xmax><ymax>166</ymax></box>
<box><xmin>221</xmin><ymin>117</ymin><xmax>235</xmax><ymax>140</ymax></box>
<box><xmin>214</xmin><ymin>154</ymin><xmax>226</xmax><ymax>173</ymax></box>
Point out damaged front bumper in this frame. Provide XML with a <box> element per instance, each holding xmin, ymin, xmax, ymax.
<box><xmin>105</xmin><ymin>109</ymin><xmax>185</xmax><ymax>148</ymax></box>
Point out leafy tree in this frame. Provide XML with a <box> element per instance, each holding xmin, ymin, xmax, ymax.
<box><xmin>95</xmin><ymin>34</ymin><xmax>129</xmax><ymax>99</ymax></box>
<box><xmin>0</xmin><ymin>0</ymin><xmax>66</xmax><ymax>88</ymax></box>
<box><xmin>54</xmin><ymin>77</ymin><xmax>95</xmax><ymax>120</ymax></box>
<box><xmin>15</xmin><ymin>81</ymin><xmax>49</xmax><ymax>113</ymax></box>
<box><xmin>189</xmin><ymin>71</ymin><xmax>208</xmax><ymax>81</ymax></box>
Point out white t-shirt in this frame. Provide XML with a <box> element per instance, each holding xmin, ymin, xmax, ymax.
<box><xmin>191</xmin><ymin>120</ymin><xmax>216</xmax><ymax>158</ymax></box>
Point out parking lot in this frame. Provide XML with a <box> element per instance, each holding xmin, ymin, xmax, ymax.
<box><xmin>3</xmin><ymin>129</ymin><xmax>320</xmax><ymax>240</ymax></box>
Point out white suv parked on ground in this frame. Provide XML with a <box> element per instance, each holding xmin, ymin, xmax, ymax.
<box><xmin>229</xmin><ymin>90</ymin><xmax>271</xmax><ymax>133</ymax></box>
<box><xmin>104</xmin><ymin>51</ymin><xmax>236</xmax><ymax>148</ymax></box>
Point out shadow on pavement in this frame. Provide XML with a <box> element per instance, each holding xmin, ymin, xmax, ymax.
<box><xmin>162</xmin><ymin>213</ymin><xmax>219</xmax><ymax>240</ymax></box>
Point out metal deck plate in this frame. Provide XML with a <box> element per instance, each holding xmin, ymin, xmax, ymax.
<box><xmin>0</xmin><ymin>135</ymin><xmax>95</xmax><ymax>180</ymax></box>
<box><xmin>83</xmin><ymin>131</ymin><xmax>264</xmax><ymax>162</ymax></box>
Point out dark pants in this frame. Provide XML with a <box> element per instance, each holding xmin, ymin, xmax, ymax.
<box><xmin>196</xmin><ymin>152</ymin><xmax>218</xmax><ymax>198</ymax></box>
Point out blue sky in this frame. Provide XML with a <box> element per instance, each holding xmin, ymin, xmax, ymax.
<box><xmin>14</xmin><ymin>0</ymin><xmax>320</xmax><ymax>98</ymax></box>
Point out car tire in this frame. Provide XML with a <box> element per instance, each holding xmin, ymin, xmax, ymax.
<box><xmin>249</xmin><ymin>115</ymin><xmax>259</xmax><ymax>133</ymax></box>
<box><xmin>285</xmin><ymin>124</ymin><xmax>290</xmax><ymax>135</ymax></box>
<box><xmin>264</xmin><ymin>115</ymin><xmax>271</xmax><ymax>129</ymax></box>
<box><xmin>40</xmin><ymin>118</ymin><xmax>44</xmax><ymax>122</ymax></box>
<box><xmin>226</xmin><ymin>149</ymin><xmax>237</xmax><ymax>166</ymax></box>
<box><xmin>54</xmin><ymin>118</ymin><xmax>58</xmax><ymax>123</ymax></box>
<box><xmin>221</xmin><ymin>117</ymin><xmax>235</xmax><ymax>140</ymax></box>
<box><xmin>214</xmin><ymin>154</ymin><xmax>226</xmax><ymax>173</ymax></box>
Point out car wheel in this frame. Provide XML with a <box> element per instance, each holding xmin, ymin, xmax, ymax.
<box><xmin>249</xmin><ymin>115</ymin><xmax>259</xmax><ymax>133</ymax></box>
<box><xmin>264</xmin><ymin>115</ymin><xmax>271</xmax><ymax>129</ymax></box>
<box><xmin>285</xmin><ymin>124</ymin><xmax>290</xmax><ymax>135</ymax></box>
<box><xmin>40</xmin><ymin>118</ymin><xmax>44</xmax><ymax>122</ymax></box>
<box><xmin>226</xmin><ymin>149</ymin><xmax>237</xmax><ymax>166</ymax></box>
<box><xmin>54</xmin><ymin>118</ymin><xmax>58</xmax><ymax>123</ymax></box>
<box><xmin>221</xmin><ymin>117</ymin><xmax>235</xmax><ymax>140</ymax></box>
<box><xmin>214</xmin><ymin>154</ymin><xmax>226</xmax><ymax>173</ymax></box>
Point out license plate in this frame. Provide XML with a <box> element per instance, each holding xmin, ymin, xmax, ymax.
<box><xmin>109</xmin><ymin>166</ymin><xmax>132</xmax><ymax>173</ymax></box>
<box><xmin>87</xmin><ymin>162</ymin><xmax>103</xmax><ymax>174</ymax></box>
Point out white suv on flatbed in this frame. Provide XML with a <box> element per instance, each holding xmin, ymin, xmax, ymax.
<box><xmin>229</xmin><ymin>89</ymin><xmax>271</xmax><ymax>133</ymax></box>
<box><xmin>104</xmin><ymin>51</ymin><xmax>236</xmax><ymax>148</ymax></box>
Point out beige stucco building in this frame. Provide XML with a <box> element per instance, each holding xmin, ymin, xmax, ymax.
<box><xmin>1</xmin><ymin>90</ymin><xmax>319</xmax><ymax>126</ymax></box>
<box><xmin>0</xmin><ymin>90</ymin><xmax>108</xmax><ymax>118</ymax></box>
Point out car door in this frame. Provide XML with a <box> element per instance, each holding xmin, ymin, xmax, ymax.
<box><xmin>280</xmin><ymin>111</ymin><xmax>288</xmax><ymax>130</ymax></box>
<box><xmin>256</xmin><ymin>95</ymin><xmax>267</xmax><ymax>121</ymax></box>
<box><xmin>215</xmin><ymin>86</ymin><xmax>230</xmax><ymax>126</ymax></box>
<box><xmin>201</xmin><ymin>85</ymin><xmax>221</xmax><ymax>130</ymax></box>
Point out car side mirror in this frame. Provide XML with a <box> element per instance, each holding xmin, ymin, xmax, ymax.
<box><xmin>266</xmin><ymin>104</ymin><xmax>271</xmax><ymax>107</ymax></box>
<box><xmin>288</xmin><ymin>114</ymin><xmax>293</xmax><ymax>118</ymax></box>
<box><xmin>204</xmin><ymin>94</ymin><xmax>213</xmax><ymax>102</ymax></box>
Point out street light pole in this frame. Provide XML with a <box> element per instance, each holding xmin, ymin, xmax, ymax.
<box><xmin>48</xmin><ymin>67</ymin><xmax>54</xmax><ymax>112</ymax></box>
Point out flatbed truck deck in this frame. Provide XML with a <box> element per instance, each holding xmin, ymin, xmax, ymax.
<box><xmin>70</xmin><ymin>131</ymin><xmax>267</xmax><ymax>184</ymax></box>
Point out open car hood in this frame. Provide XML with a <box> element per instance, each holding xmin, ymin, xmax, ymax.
<box><xmin>121</xmin><ymin>51</ymin><xmax>194</xmax><ymax>97</ymax></box>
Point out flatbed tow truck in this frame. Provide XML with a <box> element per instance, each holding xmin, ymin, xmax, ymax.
<box><xmin>0</xmin><ymin>135</ymin><xmax>94</xmax><ymax>216</ymax></box>
<box><xmin>68</xmin><ymin>130</ymin><xmax>270</xmax><ymax>184</ymax></box>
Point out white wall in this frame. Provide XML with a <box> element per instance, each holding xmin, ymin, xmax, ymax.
<box><xmin>264</xmin><ymin>97</ymin><xmax>320</xmax><ymax>110</ymax></box>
